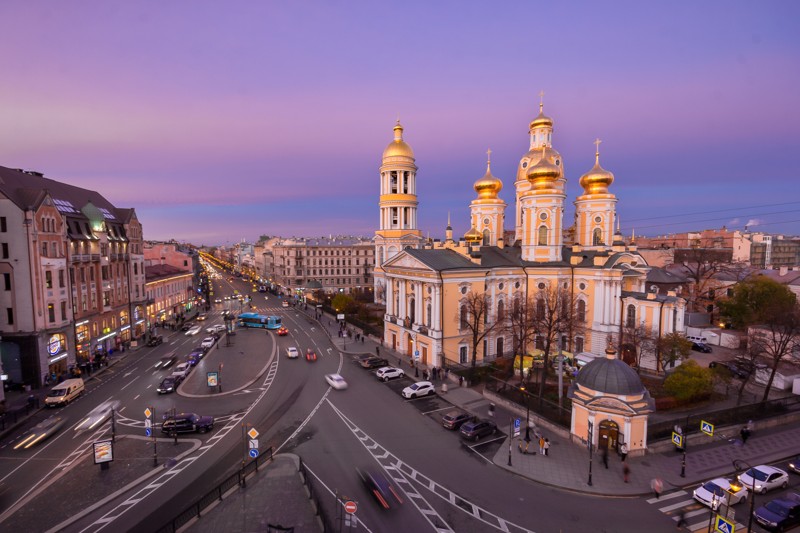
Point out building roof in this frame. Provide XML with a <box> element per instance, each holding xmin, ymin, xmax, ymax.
<box><xmin>145</xmin><ymin>264</ymin><xmax>192</xmax><ymax>282</ymax></box>
<box><xmin>575</xmin><ymin>357</ymin><xmax>646</xmax><ymax>396</ymax></box>
<box><xmin>646</xmin><ymin>266</ymin><xmax>689</xmax><ymax>284</ymax></box>
<box><xmin>405</xmin><ymin>248</ymin><xmax>476</xmax><ymax>270</ymax></box>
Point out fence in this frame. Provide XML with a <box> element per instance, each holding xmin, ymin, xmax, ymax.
<box><xmin>156</xmin><ymin>447</ymin><xmax>274</xmax><ymax>533</ymax></box>
<box><xmin>298</xmin><ymin>457</ymin><xmax>334</xmax><ymax>532</ymax></box>
<box><xmin>485</xmin><ymin>376</ymin><xmax>573</xmax><ymax>428</ymax></box>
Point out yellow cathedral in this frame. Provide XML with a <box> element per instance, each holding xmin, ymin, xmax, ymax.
<box><xmin>373</xmin><ymin>101</ymin><xmax>686</xmax><ymax>375</ymax></box>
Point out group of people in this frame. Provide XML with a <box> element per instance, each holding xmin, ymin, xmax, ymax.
<box><xmin>421</xmin><ymin>366</ymin><xmax>448</xmax><ymax>382</ymax></box>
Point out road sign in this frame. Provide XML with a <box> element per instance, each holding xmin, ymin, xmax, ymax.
<box><xmin>145</xmin><ymin>428</ymin><xmax>152</xmax><ymax>437</ymax></box>
<box><xmin>249</xmin><ymin>449</ymin><xmax>259</xmax><ymax>458</ymax></box>
<box><xmin>672</xmin><ymin>432</ymin><xmax>684</xmax><ymax>448</ymax></box>
<box><xmin>144</xmin><ymin>408</ymin><xmax>152</xmax><ymax>418</ymax></box>
<box><xmin>414</xmin><ymin>350</ymin><xmax>420</xmax><ymax>360</ymax></box>
<box><xmin>714</xmin><ymin>515</ymin><xmax>734</xmax><ymax>533</ymax></box>
<box><xmin>513</xmin><ymin>418</ymin><xmax>521</xmax><ymax>438</ymax></box>
<box><xmin>145</xmin><ymin>419</ymin><xmax>152</xmax><ymax>428</ymax></box>
<box><xmin>344</xmin><ymin>500</ymin><xmax>357</xmax><ymax>514</ymax></box>
<box><xmin>701</xmin><ymin>420</ymin><xmax>714</xmax><ymax>437</ymax></box>
<box><xmin>247</xmin><ymin>427</ymin><xmax>259</xmax><ymax>439</ymax></box>
<box><xmin>249</xmin><ymin>439</ymin><xmax>259</xmax><ymax>449</ymax></box>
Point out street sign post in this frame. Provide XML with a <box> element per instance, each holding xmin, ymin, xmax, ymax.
<box><xmin>672</xmin><ymin>432</ymin><xmax>684</xmax><ymax>448</ymax></box>
<box><xmin>714</xmin><ymin>515</ymin><xmax>735</xmax><ymax>533</ymax></box>
<box><xmin>414</xmin><ymin>350</ymin><xmax>420</xmax><ymax>361</ymax></box>
<box><xmin>513</xmin><ymin>418</ymin><xmax>521</xmax><ymax>438</ymax></box>
<box><xmin>146</xmin><ymin>407</ymin><xmax>157</xmax><ymax>466</ymax></box>
<box><xmin>249</xmin><ymin>449</ymin><xmax>259</xmax><ymax>458</ymax></box>
<box><xmin>701</xmin><ymin>420</ymin><xmax>714</xmax><ymax>437</ymax></box>
<box><xmin>344</xmin><ymin>501</ymin><xmax>357</xmax><ymax>514</ymax></box>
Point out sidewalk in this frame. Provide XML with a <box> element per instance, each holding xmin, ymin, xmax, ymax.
<box><xmin>309</xmin><ymin>305</ymin><xmax>800</xmax><ymax>497</ymax></box>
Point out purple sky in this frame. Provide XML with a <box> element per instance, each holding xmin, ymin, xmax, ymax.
<box><xmin>1</xmin><ymin>1</ymin><xmax>799</xmax><ymax>245</ymax></box>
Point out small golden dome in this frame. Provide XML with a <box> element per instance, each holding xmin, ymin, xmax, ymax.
<box><xmin>526</xmin><ymin>147</ymin><xmax>560</xmax><ymax>190</ymax></box>
<box><xmin>382</xmin><ymin>120</ymin><xmax>415</xmax><ymax>159</ymax></box>
<box><xmin>529</xmin><ymin>101</ymin><xmax>553</xmax><ymax>130</ymax></box>
<box><xmin>579</xmin><ymin>142</ymin><xmax>614</xmax><ymax>195</ymax></box>
<box><xmin>464</xmin><ymin>226</ymin><xmax>482</xmax><ymax>242</ymax></box>
<box><xmin>473</xmin><ymin>149</ymin><xmax>503</xmax><ymax>199</ymax></box>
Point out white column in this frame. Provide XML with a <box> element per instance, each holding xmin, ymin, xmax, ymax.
<box><xmin>399</xmin><ymin>283</ymin><xmax>407</xmax><ymax>319</ymax></box>
<box><xmin>386</xmin><ymin>281</ymin><xmax>394</xmax><ymax>315</ymax></box>
<box><xmin>416</xmin><ymin>283</ymin><xmax>422</xmax><ymax>324</ymax></box>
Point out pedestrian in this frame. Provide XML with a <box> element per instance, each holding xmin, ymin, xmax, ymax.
<box><xmin>423</xmin><ymin>370</ymin><xmax>428</xmax><ymax>380</ymax></box>
<box><xmin>544</xmin><ymin>438</ymin><xmax>550</xmax><ymax>456</ymax></box>
<box><xmin>539</xmin><ymin>435</ymin><xmax>545</xmax><ymax>455</ymax></box>
<box><xmin>361</xmin><ymin>336</ymin><xmax>364</xmax><ymax>344</ymax></box>
<box><xmin>458</xmin><ymin>375</ymin><xmax>464</xmax><ymax>387</ymax></box>
<box><xmin>619</xmin><ymin>442</ymin><xmax>628</xmax><ymax>462</ymax></box>
<box><xmin>651</xmin><ymin>477</ymin><xmax>663</xmax><ymax>499</ymax></box>
<box><xmin>675</xmin><ymin>509</ymin><xmax>687</xmax><ymax>529</ymax></box>
<box><xmin>445</xmin><ymin>368</ymin><xmax>449</xmax><ymax>379</ymax></box>
<box><xmin>623</xmin><ymin>463</ymin><xmax>630</xmax><ymax>483</ymax></box>
<box><xmin>602</xmin><ymin>447</ymin><xmax>609</xmax><ymax>469</ymax></box>
<box><xmin>740</xmin><ymin>425</ymin><xmax>750</xmax><ymax>444</ymax></box>
<box><xmin>376</xmin><ymin>347</ymin><xmax>380</xmax><ymax>356</ymax></box>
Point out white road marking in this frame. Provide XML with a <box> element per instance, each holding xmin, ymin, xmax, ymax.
<box><xmin>119</xmin><ymin>377</ymin><xmax>140</xmax><ymax>391</ymax></box>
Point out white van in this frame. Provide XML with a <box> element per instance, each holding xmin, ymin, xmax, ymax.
<box><xmin>45</xmin><ymin>378</ymin><xmax>85</xmax><ymax>407</ymax></box>
<box><xmin>686</xmin><ymin>335</ymin><xmax>708</xmax><ymax>344</ymax></box>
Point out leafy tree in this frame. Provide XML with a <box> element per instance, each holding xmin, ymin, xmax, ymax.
<box><xmin>663</xmin><ymin>360</ymin><xmax>713</xmax><ymax>402</ymax></box>
<box><xmin>456</xmin><ymin>290</ymin><xmax>499</xmax><ymax>378</ymax></box>
<box><xmin>655</xmin><ymin>332</ymin><xmax>692</xmax><ymax>373</ymax></box>
<box><xmin>331</xmin><ymin>293</ymin><xmax>357</xmax><ymax>314</ymax></box>
<box><xmin>718</xmin><ymin>276</ymin><xmax>800</xmax><ymax>402</ymax></box>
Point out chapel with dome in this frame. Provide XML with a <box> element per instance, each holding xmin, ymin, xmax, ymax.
<box><xmin>373</xmin><ymin>97</ymin><xmax>685</xmax><ymax>451</ymax></box>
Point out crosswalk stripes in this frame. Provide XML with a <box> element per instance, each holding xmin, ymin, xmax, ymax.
<box><xmin>645</xmin><ymin>489</ymin><xmax>748</xmax><ymax>532</ymax></box>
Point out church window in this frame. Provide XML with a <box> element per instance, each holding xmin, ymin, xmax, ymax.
<box><xmin>459</xmin><ymin>305</ymin><xmax>468</xmax><ymax>329</ymax></box>
<box><xmin>403</xmin><ymin>173</ymin><xmax>408</xmax><ymax>194</ymax></box>
<box><xmin>459</xmin><ymin>346</ymin><xmax>468</xmax><ymax>364</ymax></box>
<box><xmin>536</xmin><ymin>299</ymin><xmax>545</xmax><ymax>318</ymax></box>
<box><xmin>593</xmin><ymin>228</ymin><xmax>603</xmax><ymax>246</ymax></box>
<box><xmin>390</xmin><ymin>172</ymin><xmax>398</xmax><ymax>193</ymax></box>
<box><xmin>575</xmin><ymin>337</ymin><xmax>584</xmax><ymax>353</ymax></box>
<box><xmin>522</xmin><ymin>161</ymin><xmax>527</xmax><ymax>169</ymax></box>
<box><xmin>409</xmin><ymin>298</ymin><xmax>415</xmax><ymax>323</ymax></box>
<box><xmin>426</xmin><ymin>303</ymin><xmax>431</xmax><ymax>327</ymax></box>
<box><xmin>537</xmin><ymin>282</ymin><xmax>545</xmax><ymax>290</ymax></box>
<box><xmin>539</xmin><ymin>212</ymin><xmax>548</xmax><ymax>220</ymax></box>
<box><xmin>626</xmin><ymin>304</ymin><xmax>636</xmax><ymax>328</ymax></box>
<box><xmin>461</xmin><ymin>286</ymin><xmax>467</xmax><ymax>295</ymax></box>
<box><xmin>577</xmin><ymin>300</ymin><xmax>586</xmax><ymax>323</ymax></box>
<box><xmin>515</xmin><ymin>281</ymin><xmax>520</xmax><ymax>289</ymax></box>
<box><xmin>498</xmin><ymin>282</ymin><xmax>504</xmax><ymax>290</ymax></box>
<box><xmin>497</xmin><ymin>300</ymin><xmax>504</xmax><ymax>322</ymax></box>
<box><xmin>513</xmin><ymin>298</ymin><xmax>520</xmax><ymax>316</ymax></box>
<box><xmin>579</xmin><ymin>282</ymin><xmax>586</xmax><ymax>290</ymax></box>
<box><xmin>555</xmin><ymin>159</ymin><xmax>560</xmax><ymax>166</ymax></box>
<box><xmin>535</xmin><ymin>335</ymin><xmax>544</xmax><ymax>350</ymax></box>
<box><xmin>538</xmin><ymin>226</ymin><xmax>548</xmax><ymax>245</ymax></box>
<box><xmin>496</xmin><ymin>337</ymin><xmax>504</xmax><ymax>358</ymax></box>
<box><xmin>482</xmin><ymin>229</ymin><xmax>490</xmax><ymax>245</ymax></box>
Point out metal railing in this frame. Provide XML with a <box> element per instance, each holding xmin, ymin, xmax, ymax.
<box><xmin>156</xmin><ymin>446</ymin><xmax>274</xmax><ymax>533</ymax></box>
<box><xmin>297</xmin><ymin>457</ymin><xmax>333</xmax><ymax>532</ymax></box>
<box><xmin>485</xmin><ymin>376</ymin><xmax>573</xmax><ymax>428</ymax></box>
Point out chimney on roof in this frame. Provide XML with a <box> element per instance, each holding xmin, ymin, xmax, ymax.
<box><xmin>779</xmin><ymin>266</ymin><xmax>788</xmax><ymax>276</ymax></box>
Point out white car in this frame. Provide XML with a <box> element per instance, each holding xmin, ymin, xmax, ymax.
<box><xmin>286</xmin><ymin>347</ymin><xmax>299</xmax><ymax>359</ymax></box>
<box><xmin>206</xmin><ymin>324</ymin><xmax>227</xmax><ymax>334</ymax></box>
<box><xmin>401</xmin><ymin>381</ymin><xmax>435</xmax><ymax>399</ymax></box>
<box><xmin>171</xmin><ymin>362</ymin><xmax>192</xmax><ymax>381</ymax></box>
<box><xmin>376</xmin><ymin>367</ymin><xmax>404</xmax><ymax>382</ymax></box>
<box><xmin>325</xmin><ymin>374</ymin><xmax>348</xmax><ymax>390</ymax></box>
<box><xmin>738</xmin><ymin>465</ymin><xmax>790</xmax><ymax>494</ymax></box>
<box><xmin>185</xmin><ymin>325</ymin><xmax>202</xmax><ymax>336</ymax></box>
<box><xmin>200</xmin><ymin>337</ymin><xmax>216</xmax><ymax>350</ymax></box>
<box><xmin>75</xmin><ymin>399</ymin><xmax>121</xmax><ymax>431</ymax></box>
<box><xmin>693</xmin><ymin>477</ymin><xmax>749</xmax><ymax>510</ymax></box>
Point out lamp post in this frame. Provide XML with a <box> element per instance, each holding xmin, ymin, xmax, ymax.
<box><xmin>520</xmin><ymin>385</ymin><xmax>531</xmax><ymax>442</ymax></box>
<box><xmin>732</xmin><ymin>459</ymin><xmax>756</xmax><ymax>533</ymax></box>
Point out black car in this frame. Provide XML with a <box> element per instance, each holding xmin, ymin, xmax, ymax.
<box><xmin>691</xmin><ymin>342</ymin><xmax>712</xmax><ymax>353</ymax></box>
<box><xmin>161</xmin><ymin>413</ymin><xmax>214</xmax><ymax>434</ymax></box>
<box><xmin>356</xmin><ymin>468</ymin><xmax>404</xmax><ymax>510</ymax></box>
<box><xmin>708</xmin><ymin>360</ymin><xmax>751</xmax><ymax>379</ymax></box>
<box><xmin>180</xmin><ymin>322</ymin><xmax>194</xmax><ymax>332</ymax></box>
<box><xmin>147</xmin><ymin>335</ymin><xmax>164</xmax><ymax>347</ymax></box>
<box><xmin>753</xmin><ymin>492</ymin><xmax>800</xmax><ymax>531</ymax></box>
<box><xmin>460</xmin><ymin>419</ymin><xmax>497</xmax><ymax>441</ymax></box>
<box><xmin>157</xmin><ymin>377</ymin><xmax>177</xmax><ymax>394</ymax></box>
<box><xmin>360</xmin><ymin>357</ymin><xmax>390</xmax><ymax>369</ymax></box>
<box><xmin>442</xmin><ymin>411</ymin><xmax>473</xmax><ymax>430</ymax></box>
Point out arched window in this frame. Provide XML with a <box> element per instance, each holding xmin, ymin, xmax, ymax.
<box><xmin>593</xmin><ymin>228</ymin><xmax>603</xmax><ymax>246</ymax></box>
<box><xmin>538</xmin><ymin>225</ymin><xmax>548</xmax><ymax>245</ymax></box>
<box><xmin>497</xmin><ymin>300</ymin><xmax>505</xmax><ymax>322</ymax></box>
<box><xmin>575</xmin><ymin>337</ymin><xmax>584</xmax><ymax>353</ymax></box>
<box><xmin>483</xmin><ymin>229</ymin><xmax>490</xmax><ymax>245</ymax></box>
<box><xmin>626</xmin><ymin>304</ymin><xmax>636</xmax><ymax>328</ymax></box>
<box><xmin>460</xmin><ymin>305</ymin><xmax>468</xmax><ymax>329</ymax></box>
<box><xmin>577</xmin><ymin>299</ymin><xmax>586</xmax><ymax>323</ymax></box>
<box><xmin>409</xmin><ymin>297</ymin><xmax>415</xmax><ymax>324</ymax></box>
<box><xmin>513</xmin><ymin>298</ymin><xmax>520</xmax><ymax>316</ymax></box>
<box><xmin>426</xmin><ymin>303</ymin><xmax>432</xmax><ymax>327</ymax></box>
<box><xmin>496</xmin><ymin>337</ymin><xmax>504</xmax><ymax>358</ymax></box>
<box><xmin>536</xmin><ymin>299</ymin><xmax>545</xmax><ymax>318</ymax></box>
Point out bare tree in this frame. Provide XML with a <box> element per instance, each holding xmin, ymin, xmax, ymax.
<box><xmin>748</xmin><ymin>304</ymin><xmax>800</xmax><ymax>403</ymax></box>
<box><xmin>672</xmin><ymin>247</ymin><xmax>749</xmax><ymax>313</ymax></box>
<box><xmin>456</xmin><ymin>290</ymin><xmax>500</xmax><ymax>379</ymax></box>
<box><xmin>503</xmin><ymin>295</ymin><xmax>537</xmax><ymax>380</ymax></box>
<box><xmin>619</xmin><ymin>322</ymin><xmax>656</xmax><ymax>371</ymax></box>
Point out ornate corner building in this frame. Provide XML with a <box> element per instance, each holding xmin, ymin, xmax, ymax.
<box><xmin>375</xmin><ymin>102</ymin><xmax>686</xmax><ymax>371</ymax></box>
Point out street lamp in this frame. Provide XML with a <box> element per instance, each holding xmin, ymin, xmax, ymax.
<box><xmin>519</xmin><ymin>385</ymin><xmax>531</xmax><ymax>442</ymax></box>
<box><xmin>732</xmin><ymin>459</ymin><xmax>756</xmax><ymax>533</ymax></box>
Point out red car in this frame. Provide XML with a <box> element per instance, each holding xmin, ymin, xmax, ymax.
<box><xmin>306</xmin><ymin>349</ymin><xmax>317</xmax><ymax>362</ymax></box>
<box><xmin>277</xmin><ymin>327</ymin><xmax>289</xmax><ymax>336</ymax></box>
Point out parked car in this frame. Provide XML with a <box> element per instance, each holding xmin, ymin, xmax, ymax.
<box><xmin>200</xmin><ymin>337</ymin><xmax>216</xmax><ymax>350</ymax></box>
<box><xmin>375</xmin><ymin>367</ymin><xmax>404</xmax><ymax>381</ymax></box>
<box><xmin>754</xmin><ymin>492</ymin><xmax>800</xmax><ymax>532</ymax></box>
<box><xmin>442</xmin><ymin>411</ymin><xmax>472</xmax><ymax>430</ymax></box>
<box><xmin>154</xmin><ymin>355</ymin><xmax>177</xmax><ymax>369</ymax></box>
<box><xmin>360</xmin><ymin>357</ymin><xmax>389</xmax><ymax>369</ymax></box>
<box><xmin>357</xmin><ymin>468</ymin><xmax>404</xmax><ymax>510</ymax></box>
<box><xmin>708</xmin><ymin>360</ymin><xmax>751</xmax><ymax>379</ymax></box>
<box><xmin>161</xmin><ymin>412</ymin><xmax>214</xmax><ymax>434</ymax></box>
<box><xmin>460</xmin><ymin>419</ymin><xmax>497</xmax><ymax>441</ymax></box>
<box><xmin>185</xmin><ymin>353</ymin><xmax>200</xmax><ymax>367</ymax></box>
<box><xmin>306</xmin><ymin>349</ymin><xmax>317</xmax><ymax>362</ymax></box>
<box><xmin>691</xmin><ymin>342</ymin><xmax>712</xmax><ymax>353</ymax></box>
<box><xmin>157</xmin><ymin>377</ymin><xmax>178</xmax><ymax>394</ymax></box>
<box><xmin>693</xmin><ymin>478</ymin><xmax>749</xmax><ymax>510</ymax></box>
<box><xmin>171</xmin><ymin>362</ymin><xmax>192</xmax><ymax>382</ymax></box>
<box><xmin>738</xmin><ymin>465</ymin><xmax>790</xmax><ymax>494</ymax></box>
<box><xmin>325</xmin><ymin>374</ymin><xmax>348</xmax><ymax>390</ymax></box>
<box><xmin>277</xmin><ymin>327</ymin><xmax>289</xmax><ymax>336</ymax></box>
<box><xmin>146</xmin><ymin>335</ymin><xmax>164</xmax><ymax>347</ymax></box>
<box><xmin>401</xmin><ymin>381</ymin><xmax>435</xmax><ymax>399</ymax></box>
<box><xmin>185</xmin><ymin>325</ymin><xmax>202</xmax><ymax>336</ymax></box>
<box><xmin>286</xmin><ymin>347</ymin><xmax>299</xmax><ymax>359</ymax></box>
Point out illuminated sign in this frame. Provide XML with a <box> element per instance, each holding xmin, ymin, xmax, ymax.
<box><xmin>93</xmin><ymin>440</ymin><xmax>114</xmax><ymax>464</ymax></box>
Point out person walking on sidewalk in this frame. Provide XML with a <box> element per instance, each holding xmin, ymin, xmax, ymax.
<box><xmin>619</xmin><ymin>442</ymin><xmax>628</xmax><ymax>462</ymax></box>
<box><xmin>602</xmin><ymin>447</ymin><xmax>609</xmax><ymax>469</ymax></box>
<box><xmin>740</xmin><ymin>424</ymin><xmax>751</xmax><ymax>444</ymax></box>
<box><xmin>651</xmin><ymin>478</ymin><xmax>663</xmax><ymax>499</ymax></box>
<box><xmin>623</xmin><ymin>463</ymin><xmax>631</xmax><ymax>483</ymax></box>
<box><xmin>543</xmin><ymin>438</ymin><xmax>550</xmax><ymax>456</ymax></box>
<box><xmin>538</xmin><ymin>435</ymin><xmax>545</xmax><ymax>455</ymax></box>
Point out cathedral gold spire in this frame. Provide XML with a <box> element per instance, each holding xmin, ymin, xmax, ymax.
<box><xmin>473</xmin><ymin>148</ymin><xmax>503</xmax><ymax>199</ymax></box>
<box><xmin>579</xmin><ymin>138</ymin><xmax>614</xmax><ymax>195</ymax></box>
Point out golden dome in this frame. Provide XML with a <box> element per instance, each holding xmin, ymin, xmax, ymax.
<box><xmin>526</xmin><ymin>146</ymin><xmax>560</xmax><ymax>190</ymax></box>
<box><xmin>473</xmin><ymin>149</ymin><xmax>503</xmax><ymax>199</ymax></box>
<box><xmin>464</xmin><ymin>226</ymin><xmax>482</xmax><ymax>242</ymax></box>
<box><xmin>529</xmin><ymin>101</ymin><xmax>553</xmax><ymax>130</ymax></box>
<box><xmin>382</xmin><ymin>120</ymin><xmax>415</xmax><ymax>159</ymax></box>
<box><xmin>579</xmin><ymin>141</ymin><xmax>614</xmax><ymax>195</ymax></box>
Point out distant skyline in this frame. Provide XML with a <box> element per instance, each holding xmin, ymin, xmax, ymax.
<box><xmin>1</xmin><ymin>1</ymin><xmax>799</xmax><ymax>245</ymax></box>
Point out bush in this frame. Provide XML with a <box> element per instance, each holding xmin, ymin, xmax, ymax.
<box><xmin>663</xmin><ymin>360</ymin><xmax>713</xmax><ymax>403</ymax></box>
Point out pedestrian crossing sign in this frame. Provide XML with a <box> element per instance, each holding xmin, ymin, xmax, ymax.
<box><xmin>701</xmin><ymin>420</ymin><xmax>714</xmax><ymax>437</ymax></box>
<box><xmin>714</xmin><ymin>515</ymin><xmax>734</xmax><ymax>533</ymax></box>
<box><xmin>672</xmin><ymin>432</ymin><xmax>683</xmax><ymax>448</ymax></box>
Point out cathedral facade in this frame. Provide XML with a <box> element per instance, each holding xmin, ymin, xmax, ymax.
<box><xmin>374</xmin><ymin>103</ymin><xmax>685</xmax><ymax>372</ymax></box>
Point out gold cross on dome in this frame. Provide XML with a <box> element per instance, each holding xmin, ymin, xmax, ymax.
<box><xmin>486</xmin><ymin>148</ymin><xmax>492</xmax><ymax>163</ymax></box>
<box><xmin>539</xmin><ymin>90</ymin><xmax>545</xmax><ymax>110</ymax></box>
<box><xmin>594</xmin><ymin>138</ymin><xmax>602</xmax><ymax>154</ymax></box>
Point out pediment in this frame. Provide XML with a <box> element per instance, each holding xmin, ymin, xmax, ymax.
<box><xmin>384</xmin><ymin>251</ymin><xmax>432</xmax><ymax>272</ymax></box>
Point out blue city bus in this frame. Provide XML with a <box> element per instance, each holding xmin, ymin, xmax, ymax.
<box><xmin>237</xmin><ymin>312</ymin><xmax>282</xmax><ymax>330</ymax></box>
